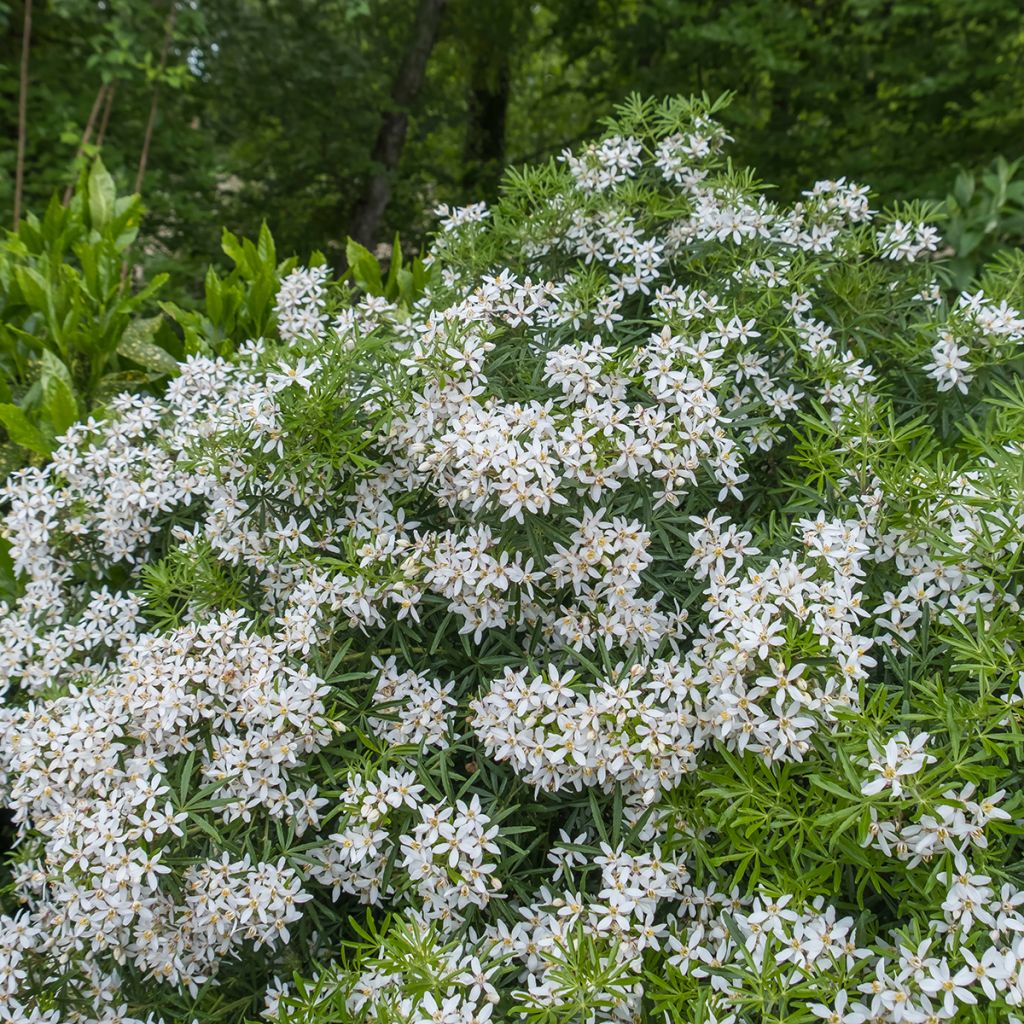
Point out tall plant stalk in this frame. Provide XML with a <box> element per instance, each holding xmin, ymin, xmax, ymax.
<box><xmin>63</xmin><ymin>83</ymin><xmax>109</xmax><ymax>205</ymax></box>
<box><xmin>13</xmin><ymin>0</ymin><xmax>33</xmax><ymax>228</ymax></box>
<box><xmin>134</xmin><ymin>2</ymin><xmax>178</xmax><ymax>197</ymax></box>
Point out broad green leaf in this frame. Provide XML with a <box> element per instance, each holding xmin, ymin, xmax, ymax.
<box><xmin>0</xmin><ymin>404</ymin><xmax>50</xmax><ymax>455</ymax></box>
<box><xmin>41</xmin><ymin>193</ymin><xmax>67</xmax><ymax>245</ymax></box>
<box><xmin>346</xmin><ymin>238</ymin><xmax>382</xmax><ymax>295</ymax></box>
<box><xmin>396</xmin><ymin>266</ymin><xmax>414</xmax><ymax>305</ymax></box>
<box><xmin>0</xmin><ymin>443</ymin><xmax>23</xmax><ymax>486</ymax></box>
<box><xmin>117</xmin><ymin>316</ymin><xmax>178</xmax><ymax>375</ymax></box>
<box><xmin>14</xmin><ymin>265</ymin><xmax>49</xmax><ymax>314</ymax></box>
<box><xmin>221</xmin><ymin>228</ymin><xmax>245</xmax><ymax>267</ymax></box>
<box><xmin>88</xmin><ymin>158</ymin><xmax>117</xmax><ymax>231</ymax></box>
<box><xmin>257</xmin><ymin>221</ymin><xmax>276</xmax><ymax>270</ymax></box>
<box><xmin>39</xmin><ymin>350</ymin><xmax>79</xmax><ymax>437</ymax></box>
<box><xmin>205</xmin><ymin>267</ymin><xmax>225</xmax><ymax>327</ymax></box>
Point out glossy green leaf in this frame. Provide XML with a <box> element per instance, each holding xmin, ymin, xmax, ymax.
<box><xmin>39</xmin><ymin>350</ymin><xmax>80</xmax><ymax>437</ymax></box>
<box><xmin>346</xmin><ymin>238</ymin><xmax>382</xmax><ymax>295</ymax></box>
<box><xmin>117</xmin><ymin>315</ymin><xmax>179</xmax><ymax>375</ymax></box>
<box><xmin>0</xmin><ymin>404</ymin><xmax>50</xmax><ymax>456</ymax></box>
<box><xmin>87</xmin><ymin>158</ymin><xmax>117</xmax><ymax>231</ymax></box>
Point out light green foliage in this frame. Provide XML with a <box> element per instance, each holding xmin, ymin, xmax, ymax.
<box><xmin>162</xmin><ymin>222</ymin><xmax>299</xmax><ymax>357</ymax></box>
<box><xmin>346</xmin><ymin>234</ymin><xmax>437</xmax><ymax>308</ymax></box>
<box><xmin>942</xmin><ymin>157</ymin><xmax>1024</xmax><ymax>291</ymax></box>
<box><xmin>0</xmin><ymin>158</ymin><xmax>175</xmax><ymax>467</ymax></box>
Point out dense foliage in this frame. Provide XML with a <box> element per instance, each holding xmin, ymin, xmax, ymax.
<box><xmin>0</xmin><ymin>159</ymin><xmax>177</xmax><ymax>476</ymax></box>
<box><xmin>0</xmin><ymin>96</ymin><xmax>1023</xmax><ymax>1024</ymax></box>
<box><xmin>1</xmin><ymin>0</ymin><xmax>1023</xmax><ymax>272</ymax></box>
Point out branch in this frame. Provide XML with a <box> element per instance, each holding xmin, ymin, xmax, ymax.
<box><xmin>95</xmin><ymin>84</ymin><xmax>116</xmax><ymax>149</ymax></box>
<box><xmin>64</xmin><ymin>83</ymin><xmax>109</xmax><ymax>206</ymax></box>
<box><xmin>134</xmin><ymin>2</ymin><xmax>178</xmax><ymax>197</ymax></box>
<box><xmin>13</xmin><ymin>0</ymin><xmax>33</xmax><ymax>228</ymax></box>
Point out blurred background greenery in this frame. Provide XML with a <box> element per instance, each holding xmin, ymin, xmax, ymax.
<box><xmin>2</xmin><ymin>0</ymin><xmax>1023</xmax><ymax>280</ymax></box>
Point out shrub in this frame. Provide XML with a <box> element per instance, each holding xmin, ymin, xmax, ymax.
<box><xmin>0</xmin><ymin>95</ymin><xmax>1023</xmax><ymax>1024</ymax></box>
<box><xmin>0</xmin><ymin>160</ymin><xmax>178</xmax><ymax>472</ymax></box>
<box><xmin>941</xmin><ymin>155</ymin><xmax>1024</xmax><ymax>292</ymax></box>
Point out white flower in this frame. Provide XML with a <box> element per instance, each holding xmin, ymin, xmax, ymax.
<box><xmin>861</xmin><ymin>733</ymin><xmax>936</xmax><ymax>798</ymax></box>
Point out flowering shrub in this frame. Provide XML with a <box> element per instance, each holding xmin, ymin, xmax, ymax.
<box><xmin>1</xmin><ymin>95</ymin><xmax>1024</xmax><ymax>1024</ymax></box>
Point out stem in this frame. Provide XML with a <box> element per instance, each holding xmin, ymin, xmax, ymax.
<box><xmin>134</xmin><ymin>93</ymin><xmax>160</xmax><ymax>198</ymax></box>
<box><xmin>13</xmin><ymin>0</ymin><xmax>33</xmax><ymax>228</ymax></box>
<box><xmin>134</xmin><ymin>2</ymin><xmax>178</xmax><ymax>197</ymax></box>
<box><xmin>95</xmin><ymin>84</ymin><xmax>116</xmax><ymax>149</ymax></box>
<box><xmin>63</xmin><ymin>83</ymin><xmax>109</xmax><ymax>206</ymax></box>
<box><xmin>123</xmin><ymin>3</ymin><xmax>177</xmax><ymax>290</ymax></box>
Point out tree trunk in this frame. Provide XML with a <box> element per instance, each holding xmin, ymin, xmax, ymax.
<box><xmin>13</xmin><ymin>0</ymin><xmax>32</xmax><ymax>227</ymax></box>
<box><xmin>461</xmin><ymin>47</ymin><xmax>510</xmax><ymax>199</ymax></box>
<box><xmin>348</xmin><ymin>0</ymin><xmax>447</xmax><ymax>248</ymax></box>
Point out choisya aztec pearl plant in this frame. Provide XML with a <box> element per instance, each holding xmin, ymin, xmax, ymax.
<box><xmin>0</xmin><ymin>95</ymin><xmax>1023</xmax><ymax>1024</ymax></box>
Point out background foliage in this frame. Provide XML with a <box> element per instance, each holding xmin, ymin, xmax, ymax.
<box><xmin>1</xmin><ymin>0</ymin><xmax>1023</xmax><ymax>276</ymax></box>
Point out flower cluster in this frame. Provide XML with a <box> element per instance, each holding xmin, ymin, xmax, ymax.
<box><xmin>0</xmin><ymin>612</ymin><xmax>330</xmax><ymax>1010</ymax></box>
<box><xmin>0</xmin><ymin>96</ymin><xmax>1022</xmax><ymax>1024</ymax></box>
<box><xmin>924</xmin><ymin>290</ymin><xmax>1024</xmax><ymax>393</ymax></box>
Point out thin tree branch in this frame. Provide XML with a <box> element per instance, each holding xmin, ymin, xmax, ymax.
<box><xmin>95</xmin><ymin>84</ymin><xmax>116</xmax><ymax>149</ymax></box>
<box><xmin>134</xmin><ymin>2</ymin><xmax>178</xmax><ymax>197</ymax></box>
<box><xmin>123</xmin><ymin>4</ymin><xmax>178</xmax><ymax>290</ymax></box>
<box><xmin>64</xmin><ymin>83</ymin><xmax>109</xmax><ymax>205</ymax></box>
<box><xmin>13</xmin><ymin>0</ymin><xmax>33</xmax><ymax>228</ymax></box>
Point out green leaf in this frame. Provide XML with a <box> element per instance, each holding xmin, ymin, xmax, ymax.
<box><xmin>117</xmin><ymin>316</ymin><xmax>179</xmax><ymax>375</ymax></box>
<box><xmin>92</xmin><ymin>370</ymin><xmax>155</xmax><ymax>407</ymax></box>
<box><xmin>88</xmin><ymin>158</ymin><xmax>117</xmax><ymax>231</ymax></box>
<box><xmin>14</xmin><ymin>265</ymin><xmax>49</xmax><ymax>314</ymax></box>
<box><xmin>257</xmin><ymin>221</ymin><xmax>276</xmax><ymax>270</ymax></box>
<box><xmin>396</xmin><ymin>267</ymin><xmax>414</xmax><ymax>306</ymax></box>
<box><xmin>346</xmin><ymin>237</ymin><xmax>382</xmax><ymax>295</ymax></box>
<box><xmin>179</xmin><ymin>748</ymin><xmax>197</xmax><ymax>805</ymax></box>
<box><xmin>0</xmin><ymin>533</ymin><xmax>18</xmax><ymax>604</ymax></box>
<box><xmin>39</xmin><ymin>350</ymin><xmax>79</xmax><ymax>437</ymax></box>
<box><xmin>204</xmin><ymin>267</ymin><xmax>225</xmax><ymax>327</ymax></box>
<box><xmin>186</xmin><ymin>810</ymin><xmax>223</xmax><ymax>843</ymax></box>
<box><xmin>384</xmin><ymin>231</ymin><xmax>403</xmax><ymax>300</ymax></box>
<box><xmin>0</xmin><ymin>404</ymin><xmax>50</xmax><ymax>455</ymax></box>
<box><xmin>221</xmin><ymin>228</ymin><xmax>245</xmax><ymax>267</ymax></box>
<box><xmin>808</xmin><ymin>774</ymin><xmax>856</xmax><ymax>802</ymax></box>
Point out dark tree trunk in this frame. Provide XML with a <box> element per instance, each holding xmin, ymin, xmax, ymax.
<box><xmin>461</xmin><ymin>48</ymin><xmax>510</xmax><ymax>199</ymax></box>
<box><xmin>349</xmin><ymin>0</ymin><xmax>447</xmax><ymax>248</ymax></box>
